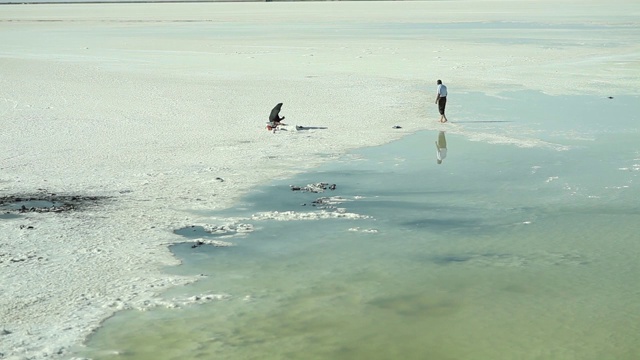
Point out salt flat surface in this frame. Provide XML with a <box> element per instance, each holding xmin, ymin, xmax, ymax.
<box><xmin>1</xmin><ymin>1</ymin><xmax>639</xmax><ymax>359</ymax></box>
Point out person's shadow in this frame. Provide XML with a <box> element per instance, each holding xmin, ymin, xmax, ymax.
<box><xmin>295</xmin><ymin>125</ymin><xmax>328</xmax><ymax>130</ymax></box>
<box><xmin>436</xmin><ymin>131</ymin><xmax>447</xmax><ymax>164</ymax></box>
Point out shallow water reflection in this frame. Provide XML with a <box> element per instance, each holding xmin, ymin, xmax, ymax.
<box><xmin>79</xmin><ymin>93</ymin><xmax>640</xmax><ymax>360</ymax></box>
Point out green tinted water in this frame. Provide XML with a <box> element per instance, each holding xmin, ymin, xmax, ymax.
<box><xmin>78</xmin><ymin>92</ymin><xmax>640</xmax><ymax>360</ymax></box>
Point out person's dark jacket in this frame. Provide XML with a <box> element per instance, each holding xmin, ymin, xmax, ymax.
<box><xmin>269</xmin><ymin>103</ymin><xmax>284</xmax><ymax>123</ymax></box>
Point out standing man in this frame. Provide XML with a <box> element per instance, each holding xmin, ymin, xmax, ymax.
<box><xmin>435</xmin><ymin>80</ymin><xmax>448</xmax><ymax>123</ymax></box>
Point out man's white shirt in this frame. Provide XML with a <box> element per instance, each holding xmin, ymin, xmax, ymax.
<box><xmin>437</xmin><ymin>84</ymin><xmax>448</xmax><ymax>97</ymax></box>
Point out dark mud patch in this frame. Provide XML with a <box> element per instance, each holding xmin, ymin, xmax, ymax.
<box><xmin>0</xmin><ymin>191</ymin><xmax>110</xmax><ymax>215</ymax></box>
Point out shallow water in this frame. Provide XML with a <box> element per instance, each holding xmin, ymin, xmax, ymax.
<box><xmin>78</xmin><ymin>92</ymin><xmax>639</xmax><ymax>360</ymax></box>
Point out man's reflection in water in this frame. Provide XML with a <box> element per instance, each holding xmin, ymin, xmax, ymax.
<box><xmin>435</xmin><ymin>131</ymin><xmax>447</xmax><ymax>164</ymax></box>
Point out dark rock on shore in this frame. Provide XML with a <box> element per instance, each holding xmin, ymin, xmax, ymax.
<box><xmin>0</xmin><ymin>191</ymin><xmax>109</xmax><ymax>214</ymax></box>
<box><xmin>289</xmin><ymin>182</ymin><xmax>337</xmax><ymax>193</ymax></box>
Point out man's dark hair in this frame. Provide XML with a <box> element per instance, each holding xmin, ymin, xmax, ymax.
<box><xmin>437</xmin><ymin>79</ymin><xmax>442</xmax><ymax>85</ymax></box>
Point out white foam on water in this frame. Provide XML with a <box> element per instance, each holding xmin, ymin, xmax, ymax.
<box><xmin>462</xmin><ymin>130</ymin><xmax>571</xmax><ymax>151</ymax></box>
<box><xmin>251</xmin><ymin>210</ymin><xmax>372</xmax><ymax>221</ymax></box>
